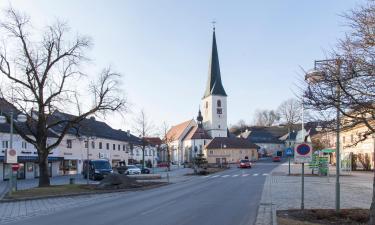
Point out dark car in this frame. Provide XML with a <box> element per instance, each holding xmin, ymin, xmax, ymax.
<box><xmin>82</xmin><ymin>159</ymin><xmax>113</xmax><ymax>180</ymax></box>
<box><xmin>238</xmin><ymin>159</ymin><xmax>252</xmax><ymax>168</ymax></box>
<box><xmin>135</xmin><ymin>164</ymin><xmax>151</xmax><ymax>174</ymax></box>
<box><xmin>272</xmin><ymin>156</ymin><xmax>281</xmax><ymax>162</ymax></box>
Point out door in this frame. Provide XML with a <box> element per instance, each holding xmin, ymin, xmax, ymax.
<box><xmin>17</xmin><ymin>163</ymin><xmax>25</xmax><ymax>179</ymax></box>
<box><xmin>3</xmin><ymin>164</ymin><xmax>11</xmax><ymax>181</ymax></box>
<box><xmin>34</xmin><ymin>163</ymin><xmax>40</xmax><ymax>178</ymax></box>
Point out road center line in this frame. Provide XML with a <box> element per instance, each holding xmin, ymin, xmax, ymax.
<box><xmin>222</xmin><ymin>175</ymin><xmax>230</xmax><ymax>178</ymax></box>
<box><xmin>253</xmin><ymin>173</ymin><xmax>259</xmax><ymax>176</ymax></box>
<box><xmin>242</xmin><ymin>174</ymin><xmax>250</xmax><ymax>177</ymax></box>
<box><xmin>232</xmin><ymin>175</ymin><xmax>239</xmax><ymax>177</ymax></box>
<box><xmin>263</xmin><ymin>173</ymin><xmax>269</xmax><ymax>176</ymax></box>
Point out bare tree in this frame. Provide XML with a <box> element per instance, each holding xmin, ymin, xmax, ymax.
<box><xmin>253</xmin><ymin>109</ymin><xmax>280</xmax><ymax>126</ymax></box>
<box><xmin>303</xmin><ymin>1</ymin><xmax>375</xmax><ymax>222</ymax></box>
<box><xmin>0</xmin><ymin>8</ymin><xmax>126</xmax><ymax>187</ymax></box>
<box><xmin>133</xmin><ymin>109</ymin><xmax>154</xmax><ymax>169</ymax></box>
<box><xmin>277</xmin><ymin>98</ymin><xmax>302</xmax><ymax>131</ymax></box>
<box><xmin>160</xmin><ymin>121</ymin><xmax>174</xmax><ymax>171</ymax></box>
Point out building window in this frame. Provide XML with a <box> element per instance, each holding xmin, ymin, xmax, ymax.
<box><xmin>84</xmin><ymin>141</ymin><xmax>88</xmax><ymax>148</ymax></box>
<box><xmin>91</xmin><ymin>141</ymin><xmax>95</xmax><ymax>149</ymax></box>
<box><xmin>218</xmin><ymin>125</ymin><xmax>221</xmax><ymax>129</ymax></box>
<box><xmin>136</xmin><ymin>150</ymin><xmax>139</xmax><ymax>156</ymax></box>
<box><xmin>217</xmin><ymin>108</ymin><xmax>222</xmax><ymax>114</ymax></box>
<box><xmin>99</xmin><ymin>142</ymin><xmax>102</xmax><ymax>149</ymax></box>
<box><xmin>113</xmin><ymin>144</ymin><xmax>116</xmax><ymax>150</ymax></box>
<box><xmin>205</xmin><ymin>101</ymin><xmax>208</xmax><ymax>108</ymax></box>
<box><xmin>118</xmin><ymin>144</ymin><xmax>120</xmax><ymax>151</ymax></box>
<box><xmin>22</xmin><ymin>141</ymin><xmax>27</xmax><ymax>149</ymax></box>
<box><xmin>209</xmin><ymin>150</ymin><xmax>213</xmax><ymax>155</ymax></box>
<box><xmin>343</xmin><ymin>136</ymin><xmax>346</xmax><ymax>144</ymax></box>
<box><xmin>217</xmin><ymin>100</ymin><xmax>221</xmax><ymax>107</ymax></box>
<box><xmin>66</xmin><ymin>139</ymin><xmax>72</xmax><ymax>149</ymax></box>
<box><xmin>2</xmin><ymin>140</ymin><xmax>9</xmax><ymax>149</ymax></box>
<box><xmin>123</xmin><ymin>144</ymin><xmax>126</xmax><ymax>151</ymax></box>
<box><xmin>106</xmin><ymin>143</ymin><xmax>109</xmax><ymax>150</ymax></box>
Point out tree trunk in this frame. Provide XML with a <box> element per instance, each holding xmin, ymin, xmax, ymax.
<box><xmin>369</xmin><ymin>151</ymin><xmax>375</xmax><ymax>225</ymax></box>
<box><xmin>38</xmin><ymin>156</ymin><xmax>50</xmax><ymax>187</ymax></box>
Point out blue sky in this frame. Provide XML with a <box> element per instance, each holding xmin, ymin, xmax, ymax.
<box><xmin>0</xmin><ymin>0</ymin><xmax>365</xmax><ymax>134</ymax></box>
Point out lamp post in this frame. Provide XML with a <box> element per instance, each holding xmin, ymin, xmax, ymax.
<box><xmin>79</xmin><ymin>135</ymin><xmax>96</xmax><ymax>185</ymax></box>
<box><xmin>306</xmin><ymin>58</ymin><xmax>342</xmax><ymax>212</ymax></box>
<box><xmin>0</xmin><ymin>111</ymin><xmax>27</xmax><ymax>195</ymax></box>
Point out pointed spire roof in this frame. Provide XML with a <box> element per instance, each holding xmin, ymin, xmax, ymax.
<box><xmin>203</xmin><ymin>28</ymin><xmax>227</xmax><ymax>98</ymax></box>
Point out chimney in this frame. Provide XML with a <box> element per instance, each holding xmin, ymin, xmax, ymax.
<box><xmin>127</xmin><ymin>130</ymin><xmax>130</xmax><ymax>137</ymax></box>
<box><xmin>90</xmin><ymin>116</ymin><xmax>95</xmax><ymax>120</ymax></box>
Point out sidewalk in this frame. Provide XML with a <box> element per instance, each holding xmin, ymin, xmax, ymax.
<box><xmin>255</xmin><ymin>162</ymin><xmax>373</xmax><ymax>225</ymax></box>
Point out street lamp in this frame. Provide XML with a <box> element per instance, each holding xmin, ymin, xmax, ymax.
<box><xmin>79</xmin><ymin>135</ymin><xmax>96</xmax><ymax>185</ymax></box>
<box><xmin>306</xmin><ymin>58</ymin><xmax>342</xmax><ymax>212</ymax></box>
<box><xmin>0</xmin><ymin>111</ymin><xmax>27</xmax><ymax>195</ymax></box>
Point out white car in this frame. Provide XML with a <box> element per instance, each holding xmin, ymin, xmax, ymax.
<box><xmin>126</xmin><ymin>165</ymin><xmax>141</xmax><ymax>175</ymax></box>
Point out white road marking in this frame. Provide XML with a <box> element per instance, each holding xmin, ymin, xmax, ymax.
<box><xmin>263</xmin><ymin>173</ymin><xmax>269</xmax><ymax>176</ymax></box>
<box><xmin>211</xmin><ymin>175</ymin><xmax>220</xmax><ymax>178</ymax></box>
<box><xmin>253</xmin><ymin>173</ymin><xmax>259</xmax><ymax>176</ymax></box>
<box><xmin>202</xmin><ymin>175</ymin><xmax>211</xmax><ymax>178</ymax></box>
<box><xmin>222</xmin><ymin>175</ymin><xmax>230</xmax><ymax>178</ymax></box>
<box><xmin>232</xmin><ymin>174</ymin><xmax>239</xmax><ymax>177</ymax></box>
<box><xmin>242</xmin><ymin>174</ymin><xmax>250</xmax><ymax>177</ymax></box>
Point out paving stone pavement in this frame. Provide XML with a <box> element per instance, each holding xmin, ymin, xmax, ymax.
<box><xmin>255</xmin><ymin>162</ymin><xmax>373</xmax><ymax>225</ymax></box>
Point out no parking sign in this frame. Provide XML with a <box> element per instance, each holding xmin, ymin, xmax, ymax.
<box><xmin>294</xmin><ymin>143</ymin><xmax>312</xmax><ymax>163</ymax></box>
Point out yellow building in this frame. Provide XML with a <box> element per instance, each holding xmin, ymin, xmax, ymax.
<box><xmin>205</xmin><ymin>137</ymin><xmax>259</xmax><ymax>164</ymax></box>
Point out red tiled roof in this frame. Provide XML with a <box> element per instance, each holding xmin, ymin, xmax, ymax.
<box><xmin>185</xmin><ymin>126</ymin><xmax>211</xmax><ymax>140</ymax></box>
<box><xmin>166</xmin><ymin>120</ymin><xmax>194</xmax><ymax>141</ymax></box>
<box><xmin>206</xmin><ymin>137</ymin><xmax>259</xmax><ymax>149</ymax></box>
<box><xmin>144</xmin><ymin>137</ymin><xmax>162</xmax><ymax>146</ymax></box>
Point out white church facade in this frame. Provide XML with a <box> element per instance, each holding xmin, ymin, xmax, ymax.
<box><xmin>167</xmin><ymin>28</ymin><xmax>258</xmax><ymax>165</ymax></box>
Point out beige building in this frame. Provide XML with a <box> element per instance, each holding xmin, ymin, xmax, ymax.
<box><xmin>312</xmin><ymin>122</ymin><xmax>375</xmax><ymax>171</ymax></box>
<box><xmin>205</xmin><ymin>137</ymin><xmax>259</xmax><ymax>164</ymax></box>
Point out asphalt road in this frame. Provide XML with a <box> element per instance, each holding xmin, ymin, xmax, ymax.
<box><xmin>8</xmin><ymin>159</ymin><xmax>279</xmax><ymax>225</ymax></box>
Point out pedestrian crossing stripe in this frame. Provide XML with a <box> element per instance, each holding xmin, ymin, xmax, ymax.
<box><xmin>201</xmin><ymin>173</ymin><xmax>268</xmax><ymax>178</ymax></box>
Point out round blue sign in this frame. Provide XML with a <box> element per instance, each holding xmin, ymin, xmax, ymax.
<box><xmin>296</xmin><ymin>144</ymin><xmax>311</xmax><ymax>155</ymax></box>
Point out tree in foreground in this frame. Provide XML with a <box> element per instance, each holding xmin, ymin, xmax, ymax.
<box><xmin>303</xmin><ymin>1</ymin><xmax>375</xmax><ymax>223</ymax></box>
<box><xmin>0</xmin><ymin>8</ymin><xmax>126</xmax><ymax>187</ymax></box>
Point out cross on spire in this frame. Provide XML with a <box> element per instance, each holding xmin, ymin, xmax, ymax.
<box><xmin>211</xmin><ymin>20</ymin><xmax>216</xmax><ymax>31</ymax></box>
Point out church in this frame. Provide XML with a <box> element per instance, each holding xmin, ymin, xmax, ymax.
<box><xmin>166</xmin><ymin>27</ymin><xmax>258</xmax><ymax>165</ymax></box>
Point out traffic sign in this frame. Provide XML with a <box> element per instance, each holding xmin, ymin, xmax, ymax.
<box><xmin>5</xmin><ymin>148</ymin><xmax>18</xmax><ymax>164</ymax></box>
<box><xmin>285</xmin><ymin>147</ymin><xmax>293</xmax><ymax>156</ymax></box>
<box><xmin>294</xmin><ymin>143</ymin><xmax>312</xmax><ymax>163</ymax></box>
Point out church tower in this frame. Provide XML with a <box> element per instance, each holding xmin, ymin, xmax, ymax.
<box><xmin>201</xmin><ymin>27</ymin><xmax>228</xmax><ymax>138</ymax></box>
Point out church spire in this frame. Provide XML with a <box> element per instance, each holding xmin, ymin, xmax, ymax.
<box><xmin>203</xmin><ymin>26</ymin><xmax>227</xmax><ymax>99</ymax></box>
<box><xmin>197</xmin><ymin>108</ymin><xmax>203</xmax><ymax>128</ymax></box>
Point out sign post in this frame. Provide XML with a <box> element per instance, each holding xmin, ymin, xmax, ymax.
<box><xmin>285</xmin><ymin>147</ymin><xmax>293</xmax><ymax>175</ymax></box>
<box><xmin>294</xmin><ymin>143</ymin><xmax>313</xmax><ymax>210</ymax></box>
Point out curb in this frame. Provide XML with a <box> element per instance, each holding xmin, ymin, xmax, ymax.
<box><xmin>0</xmin><ymin>182</ymin><xmax>168</xmax><ymax>203</ymax></box>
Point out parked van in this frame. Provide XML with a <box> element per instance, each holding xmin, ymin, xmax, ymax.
<box><xmin>82</xmin><ymin>159</ymin><xmax>113</xmax><ymax>180</ymax></box>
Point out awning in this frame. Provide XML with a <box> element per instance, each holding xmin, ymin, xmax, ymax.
<box><xmin>0</xmin><ymin>156</ymin><xmax>64</xmax><ymax>162</ymax></box>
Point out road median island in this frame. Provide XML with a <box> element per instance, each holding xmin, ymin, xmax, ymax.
<box><xmin>1</xmin><ymin>174</ymin><xmax>168</xmax><ymax>202</ymax></box>
<box><xmin>277</xmin><ymin>209</ymin><xmax>369</xmax><ymax>225</ymax></box>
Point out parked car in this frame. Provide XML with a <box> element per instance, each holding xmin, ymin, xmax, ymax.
<box><xmin>135</xmin><ymin>164</ymin><xmax>151</xmax><ymax>174</ymax></box>
<box><xmin>125</xmin><ymin>165</ymin><xmax>141</xmax><ymax>175</ymax></box>
<box><xmin>272</xmin><ymin>156</ymin><xmax>281</xmax><ymax>162</ymax></box>
<box><xmin>238</xmin><ymin>159</ymin><xmax>252</xmax><ymax>168</ymax></box>
<box><xmin>82</xmin><ymin>159</ymin><xmax>113</xmax><ymax>180</ymax></box>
